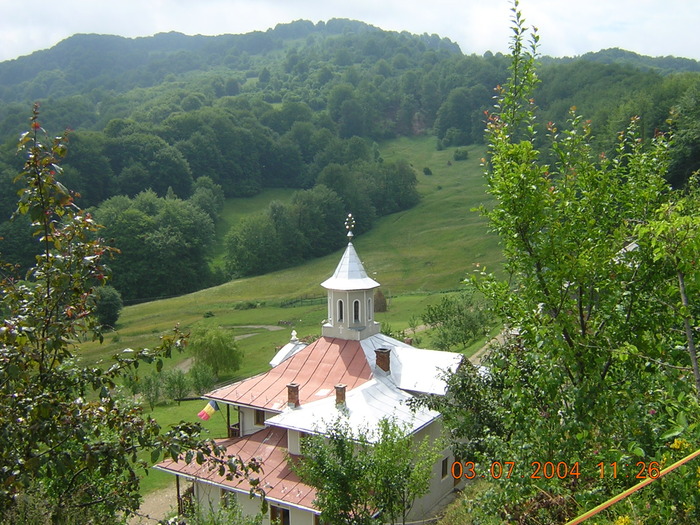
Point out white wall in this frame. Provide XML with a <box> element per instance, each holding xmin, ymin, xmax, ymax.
<box><xmin>288</xmin><ymin>429</ymin><xmax>302</xmax><ymax>455</ymax></box>
<box><xmin>193</xmin><ymin>481</ymin><xmax>221</xmax><ymax>516</ymax></box>
<box><xmin>407</xmin><ymin>419</ymin><xmax>457</xmax><ymax>520</ymax></box>
<box><xmin>235</xmin><ymin>492</ymin><xmax>316</xmax><ymax>525</ymax></box>
<box><xmin>240</xmin><ymin>407</ymin><xmax>271</xmax><ymax>436</ymax></box>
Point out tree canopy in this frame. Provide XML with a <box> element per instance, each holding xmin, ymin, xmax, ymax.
<box><xmin>0</xmin><ymin>108</ymin><xmax>263</xmax><ymax>522</ymax></box>
<box><xmin>419</xmin><ymin>4</ymin><xmax>700</xmax><ymax>523</ymax></box>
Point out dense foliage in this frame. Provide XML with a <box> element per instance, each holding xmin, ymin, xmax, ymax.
<box><xmin>0</xmin><ymin>18</ymin><xmax>699</xmax><ymax>303</ymax></box>
<box><xmin>0</xmin><ymin>109</ymin><xmax>263</xmax><ymax>522</ymax></box>
<box><xmin>224</xmin><ymin>158</ymin><xmax>419</xmax><ymax>277</ymax></box>
<box><xmin>420</xmin><ymin>5</ymin><xmax>700</xmax><ymax>523</ymax></box>
<box><xmin>291</xmin><ymin>418</ymin><xmax>439</xmax><ymax>525</ymax></box>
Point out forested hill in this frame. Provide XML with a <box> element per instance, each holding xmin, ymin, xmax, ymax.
<box><xmin>542</xmin><ymin>47</ymin><xmax>700</xmax><ymax>74</ymax></box>
<box><xmin>1</xmin><ymin>18</ymin><xmax>699</xmax><ymax>303</ymax></box>
<box><xmin>0</xmin><ymin>19</ymin><xmax>460</xmax><ymax>103</ymax></box>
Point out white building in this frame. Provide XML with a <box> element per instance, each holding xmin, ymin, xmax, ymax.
<box><xmin>156</xmin><ymin>235</ymin><xmax>464</xmax><ymax>524</ymax></box>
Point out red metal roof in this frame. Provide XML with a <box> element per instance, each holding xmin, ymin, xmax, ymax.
<box><xmin>156</xmin><ymin>426</ymin><xmax>317</xmax><ymax>511</ymax></box>
<box><xmin>207</xmin><ymin>337</ymin><xmax>372</xmax><ymax>411</ymax></box>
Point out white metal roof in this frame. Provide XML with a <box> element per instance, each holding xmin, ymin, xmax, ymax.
<box><xmin>360</xmin><ymin>333</ymin><xmax>463</xmax><ymax>395</ymax></box>
<box><xmin>269</xmin><ymin>331</ymin><xmax>308</xmax><ymax>367</ymax></box>
<box><xmin>265</xmin><ymin>374</ymin><xmax>440</xmax><ymax>440</ymax></box>
<box><xmin>320</xmin><ymin>242</ymin><xmax>380</xmax><ymax>291</ymax></box>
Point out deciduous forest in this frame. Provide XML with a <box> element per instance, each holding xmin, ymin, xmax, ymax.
<box><xmin>1</xmin><ymin>19</ymin><xmax>699</xmax><ymax>303</ymax></box>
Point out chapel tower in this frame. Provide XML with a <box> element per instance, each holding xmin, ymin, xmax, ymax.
<box><xmin>320</xmin><ymin>214</ymin><xmax>381</xmax><ymax>340</ymax></box>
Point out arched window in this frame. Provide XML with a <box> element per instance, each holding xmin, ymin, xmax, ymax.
<box><xmin>353</xmin><ymin>300</ymin><xmax>360</xmax><ymax>323</ymax></box>
<box><xmin>368</xmin><ymin>299</ymin><xmax>372</xmax><ymax>320</ymax></box>
<box><xmin>337</xmin><ymin>299</ymin><xmax>344</xmax><ymax>322</ymax></box>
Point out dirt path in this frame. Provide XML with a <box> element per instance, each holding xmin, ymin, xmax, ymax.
<box><xmin>129</xmin><ymin>487</ymin><xmax>177</xmax><ymax>524</ymax></box>
<box><xmin>469</xmin><ymin>331</ymin><xmax>504</xmax><ymax>366</ymax></box>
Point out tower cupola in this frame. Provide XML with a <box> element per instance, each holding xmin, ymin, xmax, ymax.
<box><xmin>321</xmin><ymin>214</ymin><xmax>381</xmax><ymax>340</ymax></box>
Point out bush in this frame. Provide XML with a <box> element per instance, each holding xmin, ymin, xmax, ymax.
<box><xmin>93</xmin><ymin>285</ymin><xmax>123</xmax><ymax>327</ymax></box>
<box><xmin>374</xmin><ymin>289</ymin><xmax>387</xmax><ymax>313</ymax></box>
<box><xmin>453</xmin><ymin>148</ymin><xmax>469</xmax><ymax>161</ymax></box>
<box><xmin>190</xmin><ymin>362</ymin><xmax>216</xmax><ymax>395</ymax></box>
<box><xmin>423</xmin><ymin>167</ymin><xmax>432</xmax><ymax>175</ymax></box>
<box><xmin>163</xmin><ymin>370</ymin><xmax>191</xmax><ymax>405</ymax></box>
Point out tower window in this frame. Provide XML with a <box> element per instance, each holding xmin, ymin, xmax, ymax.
<box><xmin>337</xmin><ymin>299</ymin><xmax>344</xmax><ymax>322</ymax></box>
<box><xmin>353</xmin><ymin>300</ymin><xmax>360</xmax><ymax>323</ymax></box>
<box><xmin>368</xmin><ymin>299</ymin><xmax>372</xmax><ymax>320</ymax></box>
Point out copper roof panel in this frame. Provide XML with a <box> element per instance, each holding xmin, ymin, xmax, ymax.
<box><xmin>156</xmin><ymin>427</ymin><xmax>317</xmax><ymax>510</ymax></box>
<box><xmin>206</xmin><ymin>337</ymin><xmax>372</xmax><ymax>411</ymax></box>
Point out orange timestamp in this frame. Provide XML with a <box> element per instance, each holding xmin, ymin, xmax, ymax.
<box><xmin>451</xmin><ymin>461</ymin><xmax>662</xmax><ymax>480</ymax></box>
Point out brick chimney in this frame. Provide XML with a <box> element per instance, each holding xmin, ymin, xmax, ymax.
<box><xmin>375</xmin><ymin>348</ymin><xmax>391</xmax><ymax>372</ymax></box>
<box><xmin>335</xmin><ymin>384</ymin><xmax>347</xmax><ymax>406</ymax></box>
<box><xmin>287</xmin><ymin>382</ymin><xmax>300</xmax><ymax>408</ymax></box>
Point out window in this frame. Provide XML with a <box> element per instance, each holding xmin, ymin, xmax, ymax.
<box><xmin>220</xmin><ymin>489</ymin><xmax>234</xmax><ymax>507</ymax></box>
<box><xmin>368</xmin><ymin>299</ymin><xmax>372</xmax><ymax>320</ymax></box>
<box><xmin>353</xmin><ymin>300</ymin><xmax>360</xmax><ymax>323</ymax></box>
<box><xmin>271</xmin><ymin>505</ymin><xmax>290</xmax><ymax>525</ymax></box>
<box><xmin>254</xmin><ymin>409</ymin><xmax>265</xmax><ymax>426</ymax></box>
<box><xmin>337</xmin><ymin>299</ymin><xmax>344</xmax><ymax>322</ymax></box>
<box><xmin>441</xmin><ymin>457</ymin><xmax>449</xmax><ymax>479</ymax></box>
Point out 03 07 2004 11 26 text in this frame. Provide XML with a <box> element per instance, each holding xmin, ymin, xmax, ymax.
<box><xmin>451</xmin><ymin>460</ymin><xmax>662</xmax><ymax>480</ymax></box>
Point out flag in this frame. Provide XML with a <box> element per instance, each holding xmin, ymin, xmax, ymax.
<box><xmin>197</xmin><ymin>400</ymin><xmax>219</xmax><ymax>421</ymax></box>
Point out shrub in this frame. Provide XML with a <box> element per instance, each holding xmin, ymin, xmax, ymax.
<box><xmin>374</xmin><ymin>289</ymin><xmax>388</xmax><ymax>312</ymax></box>
<box><xmin>163</xmin><ymin>370</ymin><xmax>191</xmax><ymax>405</ymax></box>
<box><xmin>453</xmin><ymin>148</ymin><xmax>469</xmax><ymax>161</ymax></box>
<box><xmin>93</xmin><ymin>285</ymin><xmax>123</xmax><ymax>327</ymax></box>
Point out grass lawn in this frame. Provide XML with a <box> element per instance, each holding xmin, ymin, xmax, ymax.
<box><xmin>138</xmin><ymin>399</ymin><xmax>232</xmax><ymax>495</ymax></box>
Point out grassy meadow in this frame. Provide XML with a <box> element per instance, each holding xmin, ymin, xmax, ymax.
<box><xmin>76</xmin><ymin>135</ymin><xmax>503</xmax><ymax>495</ymax></box>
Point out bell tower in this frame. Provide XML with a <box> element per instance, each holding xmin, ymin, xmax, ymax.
<box><xmin>320</xmin><ymin>214</ymin><xmax>381</xmax><ymax>340</ymax></box>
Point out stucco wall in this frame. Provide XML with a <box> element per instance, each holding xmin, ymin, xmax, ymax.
<box><xmin>240</xmin><ymin>406</ymin><xmax>271</xmax><ymax>436</ymax></box>
<box><xmin>407</xmin><ymin>419</ymin><xmax>457</xmax><ymax>520</ymax></box>
<box><xmin>234</xmin><ymin>491</ymin><xmax>316</xmax><ymax>525</ymax></box>
<box><xmin>193</xmin><ymin>480</ymin><xmax>221</xmax><ymax>515</ymax></box>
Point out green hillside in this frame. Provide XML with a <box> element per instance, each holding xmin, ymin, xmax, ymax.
<box><xmin>78</xmin><ymin>137</ymin><xmax>499</xmax><ymax>367</ymax></box>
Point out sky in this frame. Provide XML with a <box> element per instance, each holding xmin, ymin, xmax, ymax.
<box><xmin>1</xmin><ymin>0</ymin><xmax>699</xmax><ymax>63</ymax></box>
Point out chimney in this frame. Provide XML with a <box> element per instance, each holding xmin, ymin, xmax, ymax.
<box><xmin>375</xmin><ymin>348</ymin><xmax>391</xmax><ymax>373</ymax></box>
<box><xmin>335</xmin><ymin>384</ymin><xmax>347</xmax><ymax>407</ymax></box>
<box><xmin>287</xmin><ymin>382</ymin><xmax>300</xmax><ymax>408</ymax></box>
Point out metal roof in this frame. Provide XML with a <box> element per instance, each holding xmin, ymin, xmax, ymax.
<box><xmin>269</xmin><ymin>332</ymin><xmax>308</xmax><ymax>367</ymax></box>
<box><xmin>360</xmin><ymin>334</ymin><xmax>463</xmax><ymax>395</ymax></box>
<box><xmin>320</xmin><ymin>242</ymin><xmax>380</xmax><ymax>291</ymax></box>
<box><xmin>155</xmin><ymin>426</ymin><xmax>317</xmax><ymax>511</ymax></box>
<box><xmin>206</xmin><ymin>337</ymin><xmax>372</xmax><ymax>411</ymax></box>
<box><xmin>265</xmin><ymin>374</ymin><xmax>441</xmax><ymax>440</ymax></box>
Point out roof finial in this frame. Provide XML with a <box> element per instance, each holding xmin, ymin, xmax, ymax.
<box><xmin>345</xmin><ymin>213</ymin><xmax>356</xmax><ymax>241</ymax></box>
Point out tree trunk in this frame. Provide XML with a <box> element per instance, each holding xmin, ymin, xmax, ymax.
<box><xmin>678</xmin><ymin>269</ymin><xmax>700</xmax><ymax>398</ymax></box>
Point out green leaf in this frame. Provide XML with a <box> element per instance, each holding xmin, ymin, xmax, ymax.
<box><xmin>660</xmin><ymin>427</ymin><xmax>684</xmax><ymax>441</ymax></box>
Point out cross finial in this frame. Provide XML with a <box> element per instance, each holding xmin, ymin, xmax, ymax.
<box><xmin>345</xmin><ymin>213</ymin><xmax>356</xmax><ymax>240</ymax></box>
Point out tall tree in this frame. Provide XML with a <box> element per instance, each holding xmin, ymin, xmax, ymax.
<box><xmin>421</xmin><ymin>3</ymin><xmax>700</xmax><ymax>523</ymax></box>
<box><xmin>188</xmin><ymin>325</ymin><xmax>243</xmax><ymax>379</ymax></box>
